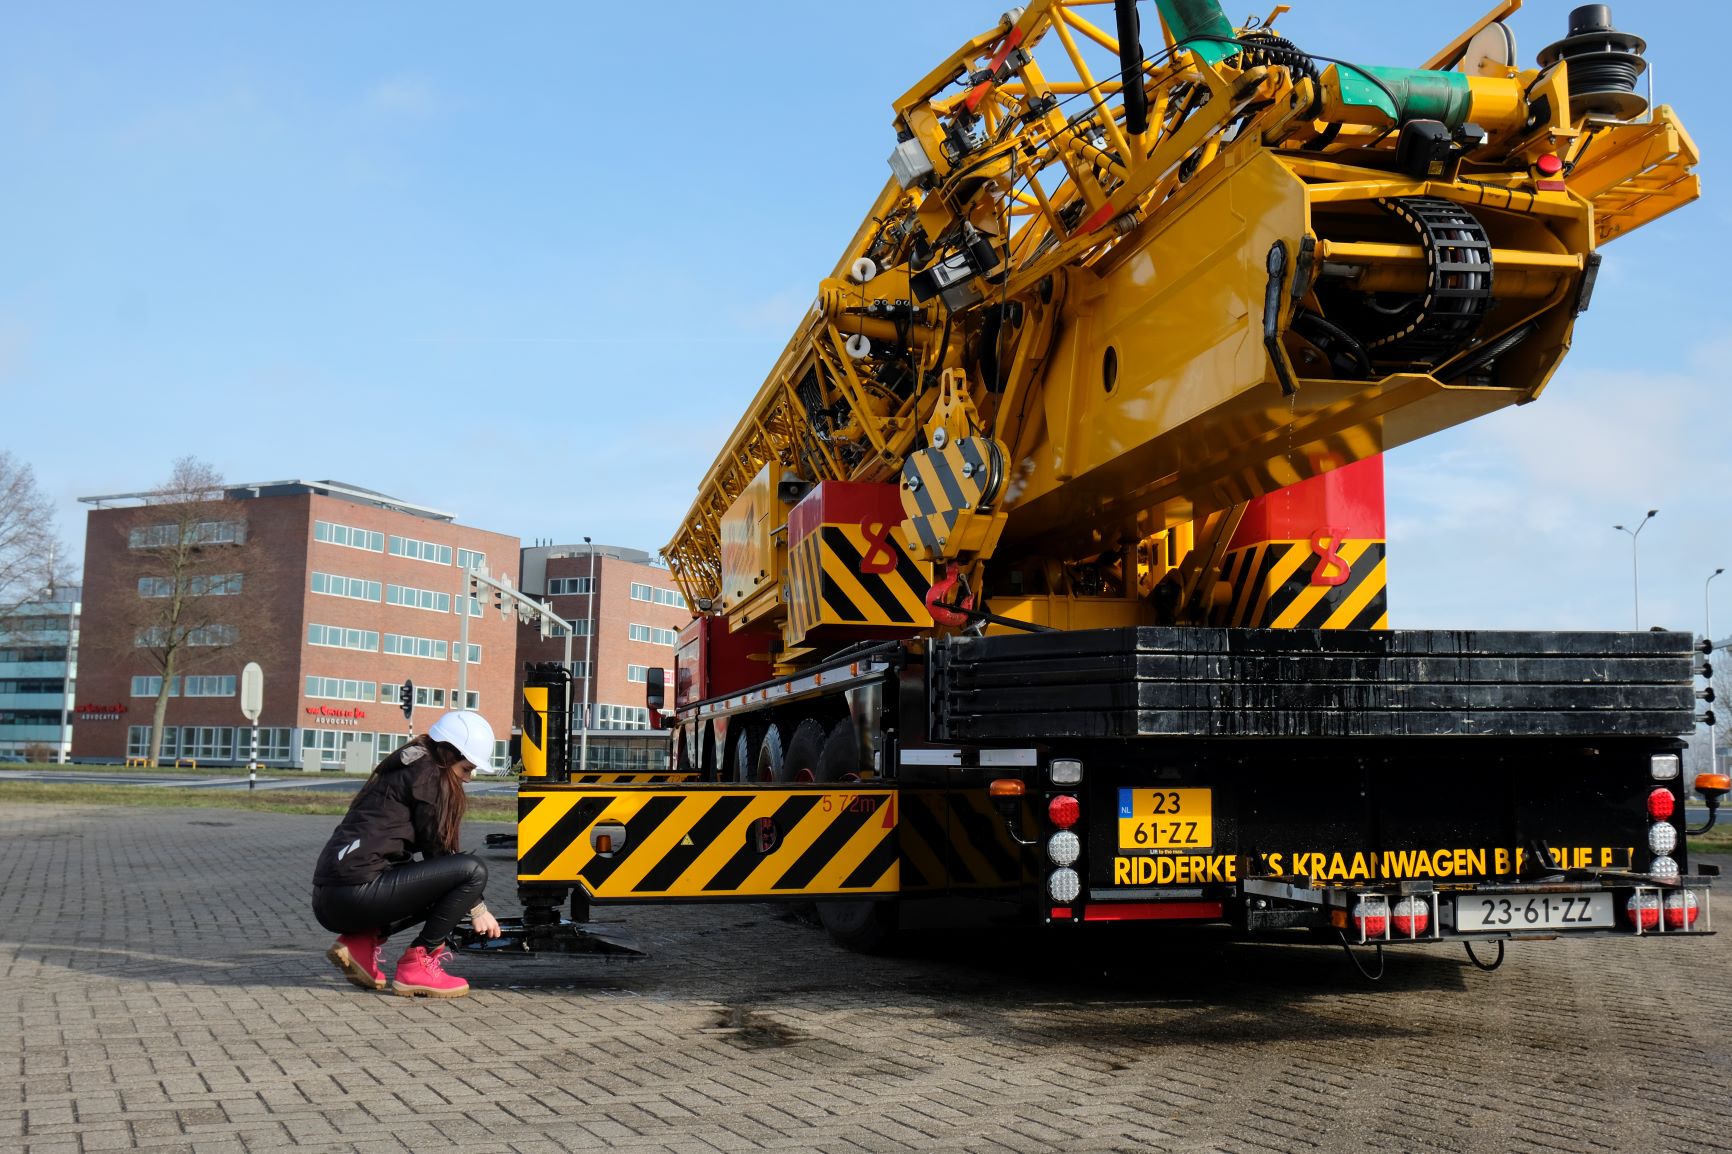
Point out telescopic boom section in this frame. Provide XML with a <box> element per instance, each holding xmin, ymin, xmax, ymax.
<box><xmin>664</xmin><ymin>0</ymin><xmax>1696</xmax><ymax>652</ymax></box>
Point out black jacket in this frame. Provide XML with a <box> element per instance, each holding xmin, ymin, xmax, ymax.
<box><xmin>313</xmin><ymin>742</ymin><xmax>454</xmax><ymax>886</ymax></box>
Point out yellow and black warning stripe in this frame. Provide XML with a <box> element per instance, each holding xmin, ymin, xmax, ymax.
<box><xmin>896</xmin><ymin>789</ymin><xmax>1036</xmax><ymax>891</ymax></box>
<box><xmin>1217</xmin><ymin>539</ymin><xmax>1388</xmax><ymax>629</ymax></box>
<box><xmin>521</xmin><ymin>686</ymin><xmax>550</xmax><ymax>779</ymax></box>
<box><xmin>517</xmin><ymin>786</ymin><xmax>899</xmax><ymax>899</ymax></box>
<box><xmin>566</xmin><ymin>773</ymin><xmax>699</xmax><ymax>785</ymax></box>
<box><xmin>788</xmin><ymin>524</ymin><xmax>932</xmax><ymax>644</ymax></box>
<box><xmin>901</xmin><ymin>436</ymin><xmax>999</xmax><ymax>555</ymax></box>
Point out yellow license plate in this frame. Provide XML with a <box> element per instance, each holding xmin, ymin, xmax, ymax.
<box><xmin>1117</xmin><ymin>788</ymin><xmax>1212</xmax><ymax>852</ymax></box>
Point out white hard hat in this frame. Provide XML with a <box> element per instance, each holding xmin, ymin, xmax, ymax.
<box><xmin>427</xmin><ymin>710</ymin><xmax>496</xmax><ymax>770</ymax></box>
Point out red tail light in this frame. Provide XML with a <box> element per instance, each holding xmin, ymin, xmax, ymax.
<box><xmin>1392</xmin><ymin>897</ymin><xmax>1430</xmax><ymax>937</ymax></box>
<box><xmin>1647</xmin><ymin>788</ymin><xmax>1675</xmax><ymax>821</ymax></box>
<box><xmin>1627</xmin><ymin>893</ymin><xmax>1661</xmax><ymax>930</ymax></box>
<box><xmin>1352</xmin><ymin>899</ymin><xmax>1387</xmax><ymax>938</ymax></box>
<box><xmin>1664</xmin><ymin>892</ymin><xmax>1700</xmax><ymax>930</ymax></box>
<box><xmin>1048</xmin><ymin>794</ymin><xmax>1080</xmax><ymax>829</ymax></box>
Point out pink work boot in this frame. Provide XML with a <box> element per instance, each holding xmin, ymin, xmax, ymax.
<box><xmin>391</xmin><ymin>944</ymin><xmax>469</xmax><ymax>998</ymax></box>
<box><xmin>326</xmin><ymin>930</ymin><xmax>386</xmax><ymax>991</ymax></box>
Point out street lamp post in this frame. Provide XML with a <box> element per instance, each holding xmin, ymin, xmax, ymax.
<box><xmin>1612</xmin><ymin>509</ymin><xmax>1658</xmax><ymax>629</ymax></box>
<box><xmin>1708</xmin><ymin>567</ymin><xmax>1727</xmax><ymax>778</ymax></box>
<box><xmin>1708</xmin><ymin>568</ymin><xmax>1726</xmax><ymax>652</ymax></box>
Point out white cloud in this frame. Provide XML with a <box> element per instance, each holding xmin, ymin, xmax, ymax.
<box><xmin>1386</xmin><ymin>344</ymin><xmax>1732</xmax><ymax>631</ymax></box>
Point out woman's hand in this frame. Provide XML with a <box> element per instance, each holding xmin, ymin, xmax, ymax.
<box><xmin>472</xmin><ymin>910</ymin><xmax>502</xmax><ymax>939</ymax></box>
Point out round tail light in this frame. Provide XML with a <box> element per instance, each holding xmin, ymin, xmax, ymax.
<box><xmin>1648</xmin><ymin>822</ymin><xmax>1677</xmax><ymax>856</ymax></box>
<box><xmin>1392</xmin><ymin>896</ymin><xmax>1430</xmax><ymax>937</ymax></box>
<box><xmin>1351</xmin><ymin>899</ymin><xmax>1388</xmax><ymax>938</ymax></box>
<box><xmin>1647</xmin><ymin>788</ymin><xmax>1675</xmax><ymax>821</ymax></box>
<box><xmin>1046</xmin><ymin>830</ymin><xmax>1080</xmax><ymax>867</ymax></box>
<box><xmin>1664</xmin><ymin>891</ymin><xmax>1700</xmax><ymax>930</ymax></box>
<box><xmin>1648</xmin><ymin>856</ymin><xmax>1680</xmax><ymax>883</ymax></box>
<box><xmin>1627</xmin><ymin>893</ymin><xmax>1661</xmax><ymax>930</ymax></box>
<box><xmin>1048</xmin><ymin>794</ymin><xmax>1080</xmax><ymax>829</ymax></box>
<box><xmin>1047</xmin><ymin>867</ymin><xmax>1081</xmax><ymax>903</ymax></box>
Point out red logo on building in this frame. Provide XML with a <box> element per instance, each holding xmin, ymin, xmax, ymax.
<box><xmin>74</xmin><ymin>703</ymin><xmax>128</xmax><ymax>721</ymax></box>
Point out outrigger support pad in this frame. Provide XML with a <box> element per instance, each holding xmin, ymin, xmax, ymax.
<box><xmin>447</xmin><ymin>916</ymin><xmax>648</xmax><ymax>960</ymax></box>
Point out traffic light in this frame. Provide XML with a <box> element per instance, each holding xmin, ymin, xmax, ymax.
<box><xmin>399</xmin><ymin>680</ymin><xmax>414</xmax><ymax>719</ymax></box>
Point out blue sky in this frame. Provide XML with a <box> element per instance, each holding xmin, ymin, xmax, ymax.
<box><xmin>3</xmin><ymin>1</ymin><xmax>1726</xmax><ymax>635</ymax></box>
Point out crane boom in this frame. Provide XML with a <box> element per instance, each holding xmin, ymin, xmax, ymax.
<box><xmin>663</xmin><ymin>0</ymin><xmax>1696</xmax><ymax>665</ymax></box>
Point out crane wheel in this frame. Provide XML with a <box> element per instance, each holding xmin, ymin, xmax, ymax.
<box><xmin>755</xmin><ymin>723</ymin><xmax>785</xmax><ymax>783</ymax></box>
<box><xmin>816</xmin><ymin>718</ymin><xmax>899</xmax><ymax>953</ymax></box>
<box><xmin>731</xmin><ymin>727</ymin><xmax>758</xmax><ymax>783</ymax></box>
<box><xmin>782</xmin><ymin>719</ymin><xmax>828</xmax><ymax>784</ymax></box>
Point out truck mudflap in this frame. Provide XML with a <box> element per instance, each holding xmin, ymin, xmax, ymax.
<box><xmin>1240</xmin><ymin>876</ymin><xmax>1714</xmax><ymax>942</ymax></box>
<box><xmin>517</xmin><ymin>785</ymin><xmax>900</xmax><ymax>900</ymax></box>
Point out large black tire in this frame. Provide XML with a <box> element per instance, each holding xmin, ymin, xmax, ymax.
<box><xmin>781</xmin><ymin>718</ymin><xmax>828</xmax><ymax>783</ymax></box>
<box><xmin>731</xmin><ymin>726</ymin><xmax>757</xmax><ymax>784</ymax></box>
<box><xmin>815</xmin><ymin>718</ymin><xmax>899</xmax><ymax>953</ymax></box>
<box><xmin>700</xmin><ymin>726</ymin><xmax>719</xmax><ymax>780</ymax></box>
<box><xmin>754</xmin><ymin>723</ymin><xmax>785</xmax><ymax>783</ymax></box>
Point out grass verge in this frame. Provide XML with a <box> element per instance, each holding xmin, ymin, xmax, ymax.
<box><xmin>1690</xmin><ymin>821</ymin><xmax>1732</xmax><ymax>854</ymax></box>
<box><xmin>0</xmin><ymin>781</ymin><xmax>514</xmax><ymax>821</ymax></box>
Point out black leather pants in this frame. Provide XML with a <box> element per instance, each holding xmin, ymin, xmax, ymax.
<box><xmin>313</xmin><ymin>853</ymin><xmax>487</xmax><ymax>948</ymax></box>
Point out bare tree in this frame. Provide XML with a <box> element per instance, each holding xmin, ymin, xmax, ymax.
<box><xmin>122</xmin><ymin>457</ymin><xmax>261</xmax><ymax>766</ymax></box>
<box><xmin>0</xmin><ymin>451</ymin><xmax>65</xmax><ymax>615</ymax></box>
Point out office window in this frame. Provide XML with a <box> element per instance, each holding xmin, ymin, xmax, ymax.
<box><xmin>386</xmin><ymin>584</ymin><xmax>452</xmax><ymax>613</ymax></box>
<box><xmin>179</xmin><ymin>726</ymin><xmax>235</xmax><ymax>760</ymax></box>
<box><xmin>456</xmin><ymin>549</ymin><xmax>486</xmax><ymax>572</ymax></box>
<box><xmin>128</xmin><ymin>725</ymin><xmax>177</xmax><ymax>758</ymax></box>
<box><xmin>591</xmin><ymin>703</ymin><xmax>650</xmax><ymax>730</ymax></box>
<box><xmin>135</xmin><ymin>624</ymin><xmax>235</xmax><ymax>648</ymax></box>
<box><xmin>308</xmin><ymin>624</ymin><xmax>380</xmax><ymax>652</ymax></box>
<box><xmin>130</xmin><ymin>521</ymin><xmax>246</xmax><ymax>549</ymax></box>
<box><xmin>545</xmin><ymin>620</ymin><xmax>591</xmax><ymax>637</ymax></box>
<box><xmin>446</xmin><ymin>689</ymin><xmax>480</xmax><ymax>710</ymax></box>
<box><xmin>145</xmin><ymin>573</ymin><xmax>245</xmax><ymax>598</ymax></box>
<box><xmin>626</xmin><ymin>665</ymin><xmax>653</xmax><ymax>683</ymax></box>
<box><xmin>183</xmin><ymin>676</ymin><xmax>236</xmax><ymax>697</ymax></box>
<box><xmin>453</xmin><ymin>643</ymin><xmax>481</xmax><ymax>664</ymax></box>
<box><xmin>389</xmin><ymin>535</ymin><xmax>453</xmax><ymax>565</ymax></box>
<box><xmin>304</xmin><ymin>676</ymin><xmax>376</xmax><ymax>702</ymax></box>
<box><xmin>414</xmin><ymin>686</ymin><xmax>447</xmax><ymax>708</ymax></box>
<box><xmin>311</xmin><ymin>572</ymin><xmax>382</xmax><ymax>602</ymax></box>
<box><xmin>629</xmin><ymin>582</ymin><xmax>686</xmax><ymax>607</ymax></box>
<box><xmin>628</xmin><ymin>624</ymin><xmax>677</xmax><ymax>646</ymax></box>
<box><xmin>301</xmin><ymin>729</ymin><xmax>376</xmax><ymax>764</ymax></box>
<box><xmin>314</xmin><ymin>521</ymin><xmax>384</xmax><ymax>552</ymax></box>
<box><xmin>384</xmin><ymin>633</ymin><xmax>449</xmax><ymax>661</ymax></box>
<box><xmin>548</xmin><ymin>577</ymin><xmax>594</xmax><ymax>595</ymax></box>
<box><xmin>132</xmin><ymin>676</ymin><xmax>175</xmax><ymax>697</ymax></box>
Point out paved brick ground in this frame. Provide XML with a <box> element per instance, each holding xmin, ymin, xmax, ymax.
<box><xmin>2</xmin><ymin>802</ymin><xmax>1729</xmax><ymax>1154</ymax></box>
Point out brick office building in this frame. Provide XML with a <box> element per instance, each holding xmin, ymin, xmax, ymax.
<box><xmin>77</xmin><ymin>480</ymin><xmax>519</xmax><ymax>768</ymax></box>
<box><xmin>515</xmin><ymin>543</ymin><xmax>689</xmax><ymax>772</ymax></box>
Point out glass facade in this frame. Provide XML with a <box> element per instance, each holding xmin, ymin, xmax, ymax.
<box><xmin>0</xmin><ymin>585</ymin><xmax>78</xmax><ymax>762</ymax></box>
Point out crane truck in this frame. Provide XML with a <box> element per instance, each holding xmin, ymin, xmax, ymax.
<box><xmin>497</xmin><ymin>0</ymin><xmax>1722</xmax><ymax>964</ymax></box>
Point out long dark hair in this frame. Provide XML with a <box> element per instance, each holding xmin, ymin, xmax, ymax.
<box><xmin>355</xmin><ymin>735</ymin><xmax>470</xmax><ymax>853</ymax></box>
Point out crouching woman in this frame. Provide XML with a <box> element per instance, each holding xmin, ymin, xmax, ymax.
<box><xmin>312</xmin><ymin>710</ymin><xmax>502</xmax><ymax>997</ymax></box>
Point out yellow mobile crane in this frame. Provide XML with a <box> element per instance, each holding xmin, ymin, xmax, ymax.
<box><xmin>496</xmin><ymin>2</ymin><xmax>1722</xmax><ymax>962</ymax></box>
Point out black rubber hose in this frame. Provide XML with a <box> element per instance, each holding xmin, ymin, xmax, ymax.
<box><xmin>1116</xmin><ymin>0</ymin><xmax>1149</xmax><ymax>136</ymax></box>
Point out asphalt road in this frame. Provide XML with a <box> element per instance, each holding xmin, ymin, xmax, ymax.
<box><xmin>2</xmin><ymin>802</ymin><xmax>1728</xmax><ymax>1153</ymax></box>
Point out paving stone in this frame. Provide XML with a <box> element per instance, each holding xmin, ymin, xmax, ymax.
<box><xmin>2</xmin><ymin>804</ymin><xmax>1730</xmax><ymax>1153</ymax></box>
